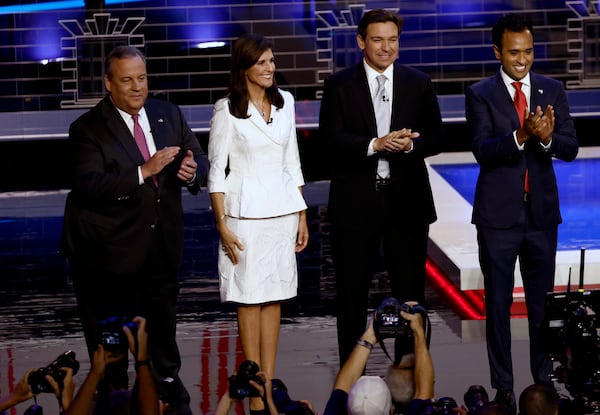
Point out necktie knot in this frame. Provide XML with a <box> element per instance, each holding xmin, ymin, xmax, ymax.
<box><xmin>511</xmin><ymin>81</ymin><xmax>522</xmax><ymax>91</ymax></box>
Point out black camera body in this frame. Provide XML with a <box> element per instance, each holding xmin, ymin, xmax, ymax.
<box><xmin>463</xmin><ymin>384</ymin><xmax>489</xmax><ymax>414</ymax></box>
<box><xmin>228</xmin><ymin>360</ymin><xmax>264</xmax><ymax>400</ymax></box>
<box><xmin>373</xmin><ymin>297</ymin><xmax>428</xmax><ymax>341</ymax></box>
<box><xmin>28</xmin><ymin>350</ymin><xmax>80</xmax><ymax>394</ymax></box>
<box><xmin>373</xmin><ymin>297</ymin><xmax>412</xmax><ymax>340</ymax></box>
<box><xmin>542</xmin><ymin>289</ymin><xmax>599</xmax><ymax>412</ymax></box>
<box><xmin>417</xmin><ymin>396</ymin><xmax>457</xmax><ymax>415</ymax></box>
<box><xmin>99</xmin><ymin>316</ymin><xmax>138</xmax><ymax>352</ymax></box>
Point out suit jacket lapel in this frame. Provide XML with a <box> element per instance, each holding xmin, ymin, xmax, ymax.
<box><xmin>529</xmin><ymin>72</ymin><xmax>545</xmax><ymax>110</ymax></box>
<box><xmin>100</xmin><ymin>97</ymin><xmax>145</xmax><ymax>165</ymax></box>
<box><xmin>390</xmin><ymin>63</ymin><xmax>407</xmax><ymax>131</ymax></box>
<box><xmin>493</xmin><ymin>71</ymin><xmax>521</xmax><ymax>129</ymax></box>
<box><xmin>145</xmin><ymin>102</ymin><xmax>166</xmax><ymax>151</ymax></box>
<box><xmin>353</xmin><ymin>64</ymin><xmax>378</xmax><ymax>138</ymax></box>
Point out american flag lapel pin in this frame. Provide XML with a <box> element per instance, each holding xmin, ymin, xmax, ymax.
<box><xmin>158</xmin><ymin>118</ymin><xmax>164</xmax><ymax>123</ymax></box>
<box><xmin>538</xmin><ymin>89</ymin><xmax>543</xmax><ymax>95</ymax></box>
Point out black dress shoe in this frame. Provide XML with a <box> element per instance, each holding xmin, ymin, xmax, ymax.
<box><xmin>494</xmin><ymin>389</ymin><xmax>516</xmax><ymax>415</ymax></box>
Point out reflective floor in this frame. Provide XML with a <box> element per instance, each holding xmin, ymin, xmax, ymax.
<box><xmin>0</xmin><ymin>169</ymin><xmax>583</xmax><ymax>414</ymax></box>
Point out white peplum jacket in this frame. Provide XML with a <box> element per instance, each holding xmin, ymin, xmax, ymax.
<box><xmin>207</xmin><ymin>89</ymin><xmax>307</xmax><ymax>219</ymax></box>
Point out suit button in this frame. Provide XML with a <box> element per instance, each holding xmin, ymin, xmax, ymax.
<box><xmin>150</xmin><ymin>224</ymin><xmax>156</xmax><ymax>230</ymax></box>
<box><xmin>156</xmin><ymin>198</ymin><xmax>161</xmax><ymax>204</ymax></box>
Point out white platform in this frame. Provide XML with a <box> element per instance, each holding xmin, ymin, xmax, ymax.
<box><xmin>427</xmin><ymin>148</ymin><xmax>600</xmax><ymax>294</ymax></box>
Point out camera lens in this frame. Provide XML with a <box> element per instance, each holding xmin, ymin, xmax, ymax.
<box><xmin>464</xmin><ymin>385</ymin><xmax>489</xmax><ymax>414</ymax></box>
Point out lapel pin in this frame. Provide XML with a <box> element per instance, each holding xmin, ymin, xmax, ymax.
<box><xmin>158</xmin><ymin>118</ymin><xmax>164</xmax><ymax>123</ymax></box>
<box><xmin>538</xmin><ymin>89</ymin><xmax>543</xmax><ymax>94</ymax></box>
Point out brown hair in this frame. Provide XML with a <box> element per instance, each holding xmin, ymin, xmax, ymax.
<box><xmin>357</xmin><ymin>9</ymin><xmax>403</xmax><ymax>41</ymax></box>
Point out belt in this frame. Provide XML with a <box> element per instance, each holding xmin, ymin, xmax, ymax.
<box><xmin>376</xmin><ymin>176</ymin><xmax>390</xmax><ymax>191</ymax></box>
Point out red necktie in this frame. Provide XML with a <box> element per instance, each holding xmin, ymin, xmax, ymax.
<box><xmin>132</xmin><ymin>114</ymin><xmax>157</xmax><ymax>186</ymax></box>
<box><xmin>512</xmin><ymin>81</ymin><xmax>529</xmax><ymax>193</ymax></box>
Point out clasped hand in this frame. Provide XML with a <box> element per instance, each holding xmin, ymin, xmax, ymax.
<box><xmin>140</xmin><ymin>147</ymin><xmax>197</xmax><ymax>182</ymax></box>
<box><xmin>375</xmin><ymin>128</ymin><xmax>419</xmax><ymax>153</ymax></box>
<box><xmin>521</xmin><ymin>105</ymin><xmax>554</xmax><ymax>145</ymax></box>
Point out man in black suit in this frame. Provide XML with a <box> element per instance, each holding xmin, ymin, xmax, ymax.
<box><xmin>61</xmin><ymin>45</ymin><xmax>209</xmax><ymax>415</ymax></box>
<box><xmin>319</xmin><ymin>9</ymin><xmax>444</xmax><ymax>366</ymax></box>
<box><xmin>465</xmin><ymin>14</ymin><xmax>578</xmax><ymax>414</ymax></box>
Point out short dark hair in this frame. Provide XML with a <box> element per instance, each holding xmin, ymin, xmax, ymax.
<box><xmin>518</xmin><ymin>384</ymin><xmax>559</xmax><ymax>415</ymax></box>
<box><xmin>228</xmin><ymin>33</ymin><xmax>283</xmax><ymax>119</ymax></box>
<box><xmin>105</xmin><ymin>45</ymin><xmax>146</xmax><ymax>79</ymax></box>
<box><xmin>492</xmin><ymin>13</ymin><xmax>534</xmax><ymax>51</ymax></box>
<box><xmin>357</xmin><ymin>8</ymin><xmax>403</xmax><ymax>40</ymax></box>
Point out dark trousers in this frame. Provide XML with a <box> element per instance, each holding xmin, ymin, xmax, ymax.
<box><xmin>477</xmin><ymin>201</ymin><xmax>557</xmax><ymax>391</ymax></box>
<box><xmin>70</xmin><ymin>226</ymin><xmax>191</xmax><ymax>415</ymax></box>
<box><xmin>331</xmin><ymin>190</ymin><xmax>429</xmax><ymax>366</ymax></box>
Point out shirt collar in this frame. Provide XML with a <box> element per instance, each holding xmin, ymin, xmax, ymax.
<box><xmin>363</xmin><ymin>59</ymin><xmax>394</xmax><ymax>87</ymax></box>
<box><xmin>500</xmin><ymin>66</ymin><xmax>530</xmax><ymax>90</ymax></box>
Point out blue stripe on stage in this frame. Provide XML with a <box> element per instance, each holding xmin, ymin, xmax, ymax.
<box><xmin>432</xmin><ymin>158</ymin><xmax>600</xmax><ymax>251</ymax></box>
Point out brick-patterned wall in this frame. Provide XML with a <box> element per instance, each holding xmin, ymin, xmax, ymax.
<box><xmin>0</xmin><ymin>0</ymin><xmax>590</xmax><ymax>112</ymax></box>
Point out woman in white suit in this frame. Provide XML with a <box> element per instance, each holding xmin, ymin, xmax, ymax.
<box><xmin>208</xmin><ymin>33</ymin><xmax>309</xmax><ymax>414</ymax></box>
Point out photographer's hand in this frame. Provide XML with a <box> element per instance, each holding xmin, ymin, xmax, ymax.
<box><xmin>400</xmin><ymin>303</ymin><xmax>434</xmax><ymax>400</ymax></box>
<box><xmin>124</xmin><ymin>316</ymin><xmax>160</xmax><ymax>415</ymax></box>
<box><xmin>363</xmin><ymin>314</ymin><xmax>378</xmax><ymax>345</ymax></box>
<box><xmin>0</xmin><ymin>369</ymin><xmax>34</xmax><ymax>412</ymax></box>
<box><xmin>400</xmin><ymin>301</ymin><xmax>425</xmax><ymax>337</ymax></box>
<box><xmin>213</xmin><ymin>389</ymin><xmax>236</xmax><ymax>415</ymax></box>
<box><xmin>251</xmin><ymin>372</ymin><xmax>278</xmax><ymax>415</ymax></box>
<box><xmin>124</xmin><ymin>315</ymin><xmax>149</xmax><ymax>362</ymax></box>
<box><xmin>332</xmin><ymin>312</ymin><xmax>378</xmax><ymax>394</ymax></box>
<box><xmin>45</xmin><ymin>367</ymin><xmax>75</xmax><ymax>412</ymax></box>
<box><xmin>64</xmin><ymin>346</ymin><xmax>120</xmax><ymax>415</ymax></box>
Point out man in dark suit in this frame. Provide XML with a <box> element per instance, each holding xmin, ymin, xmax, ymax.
<box><xmin>61</xmin><ymin>45</ymin><xmax>209</xmax><ymax>415</ymax></box>
<box><xmin>465</xmin><ymin>14</ymin><xmax>578</xmax><ymax>414</ymax></box>
<box><xmin>319</xmin><ymin>9</ymin><xmax>444</xmax><ymax>366</ymax></box>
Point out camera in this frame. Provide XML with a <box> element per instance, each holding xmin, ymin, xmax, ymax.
<box><xmin>416</xmin><ymin>396</ymin><xmax>457</xmax><ymax>414</ymax></box>
<box><xmin>463</xmin><ymin>385</ymin><xmax>489</xmax><ymax>414</ymax></box>
<box><xmin>228</xmin><ymin>360</ymin><xmax>264</xmax><ymax>400</ymax></box>
<box><xmin>27</xmin><ymin>350</ymin><xmax>80</xmax><ymax>394</ymax></box>
<box><xmin>373</xmin><ymin>297</ymin><xmax>412</xmax><ymax>341</ymax></box>
<box><xmin>99</xmin><ymin>316</ymin><xmax>138</xmax><ymax>352</ymax></box>
<box><xmin>542</xmin><ymin>288</ymin><xmax>599</xmax><ymax>413</ymax></box>
<box><xmin>373</xmin><ymin>297</ymin><xmax>428</xmax><ymax>342</ymax></box>
<box><xmin>271</xmin><ymin>378</ymin><xmax>314</xmax><ymax>415</ymax></box>
<box><xmin>24</xmin><ymin>404</ymin><xmax>43</xmax><ymax>415</ymax></box>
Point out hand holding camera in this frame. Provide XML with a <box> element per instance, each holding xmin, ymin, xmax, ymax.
<box><xmin>27</xmin><ymin>350</ymin><xmax>80</xmax><ymax>395</ymax></box>
<box><xmin>122</xmin><ymin>315</ymin><xmax>149</xmax><ymax>362</ymax></box>
<box><xmin>0</xmin><ymin>370</ymin><xmax>34</xmax><ymax>413</ymax></box>
<box><xmin>227</xmin><ymin>360</ymin><xmax>265</xmax><ymax>400</ymax></box>
<box><xmin>373</xmin><ymin>297</ymin><xmax>429</xmax><ymax>343</ymax></box>
<box><xmin>99</xmin><ymin>315</ymin><xmax>139</xmax><ymax>354</ymax></box>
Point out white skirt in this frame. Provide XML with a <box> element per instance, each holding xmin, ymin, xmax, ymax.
<box><xmin>218</xmin><ymin>213</ymin><xmax>299</xmax><ymax>304</ymax></box>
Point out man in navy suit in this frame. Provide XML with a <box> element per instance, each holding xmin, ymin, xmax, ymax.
<box><xmin>61</xmin><ymin>45</ymin><xmax>209</xmax><ymax>415</ymax></box>
<box><xmin>465</xmin><ymin>14</ymin><xmax>578</xmax><ymax>413</ymax></box>
<box><xmin>319</xmin><ymin>9</ymin><xmax>444</xmax><ymax>366</ymax></box>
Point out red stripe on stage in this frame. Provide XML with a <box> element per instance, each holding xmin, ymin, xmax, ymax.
<box><xmin>425</xmin><ymin>258</ymin><xmax>485</xmax><ymax>320</ymax></box>
<box><xmin>200</xmin><ymin>328</ymin><xmax>211</xmax><ymax>415</ymax></box>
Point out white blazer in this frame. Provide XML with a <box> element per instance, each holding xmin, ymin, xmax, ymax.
<box><xmin>208</xmin><ymin>89</ymin><xmax>307</xmax><ymax>219</ymax></box>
